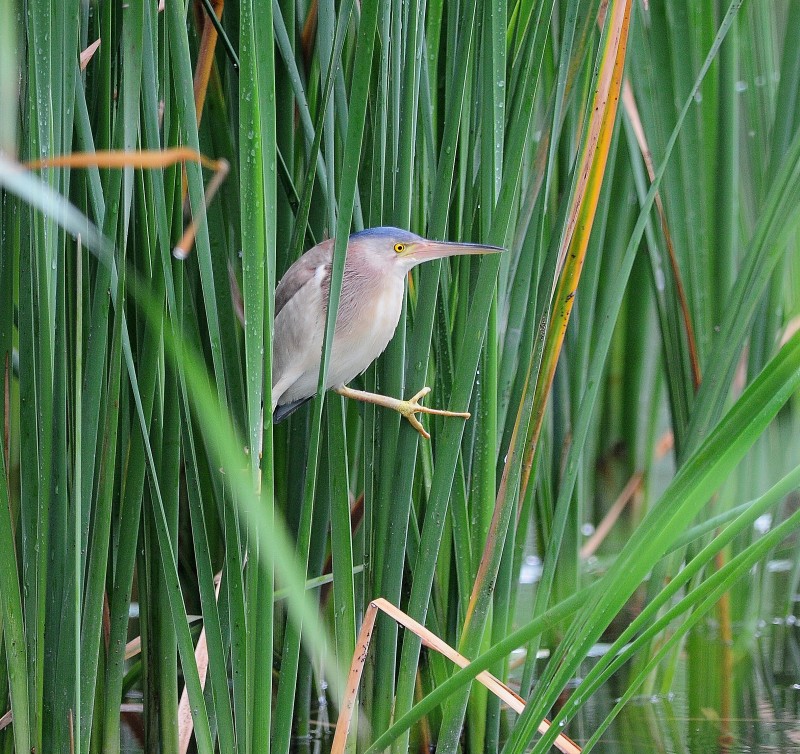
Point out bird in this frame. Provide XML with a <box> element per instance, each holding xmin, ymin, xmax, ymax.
<box><xmin>270</xmin><ymin>226</ymin><xmax>504</xmax><ymax>438</ymax></box>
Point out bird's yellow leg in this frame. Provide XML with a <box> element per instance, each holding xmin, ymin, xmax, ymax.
<box><xmin>334</xmin><ymin>385</ymin><xmax>470</xmax><ymax>440</ymax></box>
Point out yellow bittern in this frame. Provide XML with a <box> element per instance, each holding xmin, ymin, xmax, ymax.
<box><xmin>271</xmin><ymin>227</ymin><xmax>503</xmax><ymax>438</ymax></box>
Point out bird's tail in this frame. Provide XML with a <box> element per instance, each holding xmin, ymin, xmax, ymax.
<box><xmin>273</xmin><ymin>397</ymin><xmax>312</xmax><ymax>423</ymax></box>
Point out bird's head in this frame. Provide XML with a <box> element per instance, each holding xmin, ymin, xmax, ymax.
<box><xmin>349</xmin><ymin>226</ymin><xmax>504</xmax><ymax>273</ymax></box>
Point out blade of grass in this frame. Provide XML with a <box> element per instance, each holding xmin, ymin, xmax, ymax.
<box><xmin>0</xmin><ymin>434</ymin><xmax>30</xmax><ymax>754</ymax></box>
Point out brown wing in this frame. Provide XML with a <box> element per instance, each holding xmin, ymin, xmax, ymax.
<box><xmin>275</xmin><ymin>239</ymin><xmax>334</xmax><ymax>317</ymax></box>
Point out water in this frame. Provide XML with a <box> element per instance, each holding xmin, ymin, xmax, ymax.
<box><xmin>558</xmin><ymin>630</ymin><xmax>800</xmax><ymax>753</ymax></box>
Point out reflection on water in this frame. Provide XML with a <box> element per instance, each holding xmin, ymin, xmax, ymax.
<box><xmin>570</xmin><ymin>676</ymin><xmax>800</xmax><ymax>753</ymax></box>
<box><xmin>557</xmin><ymin>623</ymin><xmax>800</xmax><ymax>753</ymax></box>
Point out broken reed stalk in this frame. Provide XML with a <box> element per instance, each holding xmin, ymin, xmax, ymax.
<box><xmin>331</xmin><ymin>598</ymin><xmax>582</xmax><ymax>754</ymax></box>
<box><xmin>23</xmin><ymin>147</ymin><xmax>229</xmax><ymax>261</ymax></box>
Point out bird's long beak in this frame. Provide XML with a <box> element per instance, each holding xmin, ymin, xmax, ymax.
<box><xmin>402</xmin><ymin>239</ymin><xmax>505</xmax><ymax>263</ymax></box>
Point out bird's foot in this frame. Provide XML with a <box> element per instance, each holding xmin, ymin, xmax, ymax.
<box><xmin>333</xmin><ymin>384</ymin><xmax>470</xmax><ymax>439</ymax></box>
<box><xmin>396</xmin><ymin>387</ymin><xmax>470</xmax><ymax>440</ymax></box>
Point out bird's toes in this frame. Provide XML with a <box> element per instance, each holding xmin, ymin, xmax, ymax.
<box><xmin>408</xmin><ymin>415</ymin><xmax>431</xmax><ymax>440</ymax></box>
<box><xmin>397</xmin><ymin>386</ymin><xmax>470</xmax><ymax>439</ymax></box>
<box><xmin>397</xmin><ymin>397</ymin><xmax>431</xmax><ymax>439</ymax></box>
<box><xmin>409</xmin><ymin>386</ymin><xmax>432</xmax><ymax>403</ymax></box>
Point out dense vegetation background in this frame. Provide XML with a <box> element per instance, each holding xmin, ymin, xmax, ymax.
<box><xmin>0</xmin><ymin>0</ymin><xmax>799</xmax><ymax>752</ymax></box>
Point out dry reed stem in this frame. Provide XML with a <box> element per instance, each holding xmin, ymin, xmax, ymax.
<box><xmin>193</xmin><ymin>0</ymin><xmax>225</xmax><ymax>127</ymax></box>
<box><xmin>79</xmin><ymin>39</ymin><xmax>101</xmax><ymax>71</ymax></box>
<box><xmin>23</xmin><ymin>147</ymin><xmax>229</xmax><ymax>260</ymax></box>
<box><xmin>621</xmin><ymin>79</ymin><xmax>701</xmax><ymax>389</ymax></box>
<box><xmin>580</xmin><ymin>431</ymin><xmax>674</xmax><ymax>559</ymax></box>
<box><xmin>173</xmin><ymin>157</ymin><xmax>230</xmax><ymax>259</ymax></box>
<box><xmin>24</xmin><ymin>146</ymin><xmax>221</xmax><ymax>172</ymax></box>
<box><xmin>580</xmin><ymin>473</ymin><xmax>644</xmax><ymax>559</ymax></box>
<box><xmin>177</xmin><ymin>572</ymin><xmax>223</xmax><ymax>754</ymax></box>
<box><xmin>331</xmin><ymin>598</ymin><xmax>582</xmax><ymax>754</ymax></box>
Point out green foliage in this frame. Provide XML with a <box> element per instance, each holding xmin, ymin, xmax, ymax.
<box><xmin>0</xmin><ymin>0</ymin><xmax>798</xmax><ymax>752</ymax></box>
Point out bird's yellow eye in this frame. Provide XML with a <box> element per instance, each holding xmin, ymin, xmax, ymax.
<box><xmin>394</xmin><ymin>243</ymin><xmax>405</xmax><ymax>254</ymax></box>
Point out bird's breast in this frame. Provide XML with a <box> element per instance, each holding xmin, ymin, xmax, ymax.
<box><xmin>368</xmin><ymin>284</ymin><xmax>404</xmax><ymax>340</ymax></box>
<box><xmin>326</xmin><ymin>274</ymin><xmax>405</xmax><ymax>387</ymax></box>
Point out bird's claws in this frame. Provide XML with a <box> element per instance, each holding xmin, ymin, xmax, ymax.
<box><xmin>397</xmin><ymin>387</ymin><xmax>471</xmax><ymax>440</ymax></box>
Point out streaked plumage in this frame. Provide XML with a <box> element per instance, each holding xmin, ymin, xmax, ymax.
<box><xmin>271</xmin><ymin>226</ymin><xmax>503</xmax><ymax>431</ymax></box>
